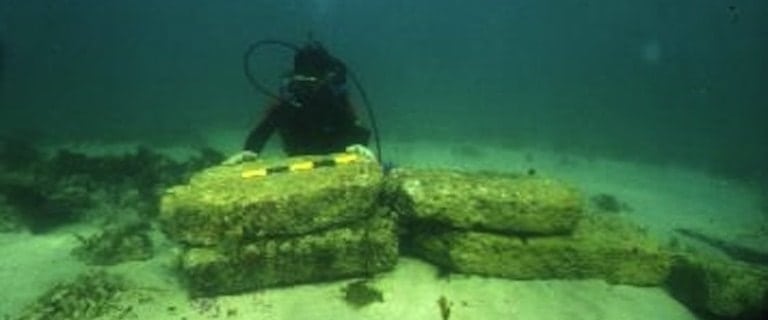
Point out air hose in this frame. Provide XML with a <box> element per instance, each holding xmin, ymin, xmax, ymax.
<box><xmin>242</xmin><ymin>40</ymin><xmax>300</xmax><ymax>103</ymax></box>
<box><xmin>242</xmin><ymin>39</ymin><xmax>383</xmax><ymax>164</ymax></box>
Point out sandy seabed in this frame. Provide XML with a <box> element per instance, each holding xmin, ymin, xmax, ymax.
<box><xmin>2</xmin><ymin>131</ymin><xmax>765</xmax><ymax>319</ymax></box>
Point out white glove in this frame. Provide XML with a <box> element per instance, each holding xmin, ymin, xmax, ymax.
<box><xmin>221</xmin><ymin>150</ymin><xmax>259</xmax><ymax>166</ymax></box>
<box><xmin>345</xmin><ymin>144</ymin><xmax>376</xmax><ymax>162</ymax></box>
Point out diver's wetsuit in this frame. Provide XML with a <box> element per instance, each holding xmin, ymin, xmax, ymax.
<box><xmin>244</xmin><ymin>94</ymin><xmax>370</xmax><ymax>156</ymax></box>
<box><xmin>243</xmin><ymin>42</ymin><xmax>371</xmax><ymax>156</ymax></box>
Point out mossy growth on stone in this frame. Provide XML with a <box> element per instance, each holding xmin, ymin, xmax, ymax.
<box><xmin>410</xmin><ymin>214</ymin><xmax>672</xmax><ymax>286</ymax></box>
<box><xmin>16</xmin><ymin>270</ymin><xmax>126</xmax><ymax>320</ymax></box>
<box><xmin>343</xmin><ymin>279</ymin><xmax>384</xmax><ymax>308</ymax></box>
<box><xmin>665</xmin><ymin>254</ymin><xmax>768</xmax><ymax>319</ymax></box>
<box><xmin>179</xmin><ymin>216</ymin><xmax>398</xmax><ymax>296</ymax></box>
<box><xmin>385</xmin><ymin>167</ymin><xmax>584</xmax><ymax>235</ymax></box>
<box><xmin>71</xmin><ymin>222</ymin><xmax>153</xmax><ymax>265</ymax></box>
<box><xmin>160</xmin><ymin>155</ymin><xmax>384</xmax><ymax>246</ymax></box>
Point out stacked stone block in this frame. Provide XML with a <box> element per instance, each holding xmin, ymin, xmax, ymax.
<box><xmin>160</xmin><ymin>155</ymin><xmax>397</xmax><ymax>296</ymax></box>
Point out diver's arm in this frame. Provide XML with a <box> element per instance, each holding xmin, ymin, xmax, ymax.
<box><xmin>342</xmin><ymin>96</ymin><xmax>364</xmax><ymax>124</ymax></box>
<box><xmin>244</xmin><ymin>105</ymin><xmax>281</xmax><ymax>153</ymax></box>
<box><xmin>341</xmin><ymin>96</ymin><xmax>372</xmax><ymax>147</ymax></box>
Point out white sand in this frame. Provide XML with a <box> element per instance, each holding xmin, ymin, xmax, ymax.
<box><xmin>2</xmin><ymin>131</ymin><xmax>765</xmax><ymax>319</ymax></box>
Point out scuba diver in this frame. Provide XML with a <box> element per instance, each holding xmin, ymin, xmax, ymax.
<box><xmin>226</xmin><ymin>40</ymin><xmax>379</xmax><ymax>164</ymax></box>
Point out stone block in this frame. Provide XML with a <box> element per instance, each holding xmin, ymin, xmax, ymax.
<box><xmin>410</xmin><ymin>215</ymin><xmax>671</xmax><ymax>286</ymax></box>
<box><xmin>180</xmin><ymin>216</ymin><xmax>398</xmax><ymax>296</ymax></box>
<box><xmin>160</xmin><ymin>155</ymin><xmax>383</xmax><ymax>246</ymax></box>
<box><xmin>387</xmin><ymin>168</ymin><xmax>583</xmax><ymax>235</ymax></box>
<box><xmin>666</xmin><ymin>254</ymin><xmax>768</xmax><ymax>319</ymax></box>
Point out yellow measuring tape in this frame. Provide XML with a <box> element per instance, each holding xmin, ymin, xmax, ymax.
<box><xmin>241</xmin><ymin>153</ymin><xmax>361</xmax><ymax>179</ymax></box>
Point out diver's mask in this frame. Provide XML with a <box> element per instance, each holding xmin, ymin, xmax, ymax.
<box><xmin>281</xmin><ymin>71</ymin><xmax>346</xmax><ymax>107</ymax></box>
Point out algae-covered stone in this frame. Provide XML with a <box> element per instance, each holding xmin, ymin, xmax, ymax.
<box><xmin>180</xmin><ymin>216</ymin><xmax>397</xmax><ymax>296</ymax></box>
<box><xmin>160</xmin><ymin>155</ymin><xmax>382</xmax><ymax>245</ymax></box>
<box><xmin>411</xmin><ymin>215</ymin><xmax>671</xmax><ymax>286</ymax></box>
<box><xmin>666</xmin><ymin>254</ymin><xmax>768</xmax><ymax>319</ymax></box>
<box><xmin>387</xmin><ymin>168</ymin><xmax>583</xmax><ymax>235</ymax></box>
